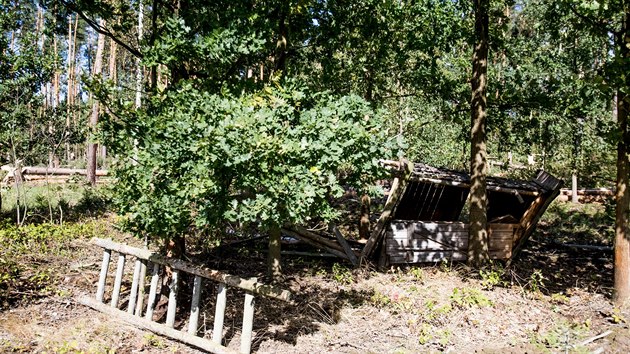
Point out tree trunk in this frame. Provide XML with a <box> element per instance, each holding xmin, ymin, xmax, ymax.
<box><xmin>468</xmin><ymin>0</ymin><xmax>490</xmax><ymax>267</ymax></box>
<box><xmin>613</xmin><ymin>10</ymin><xmax>630</xmax><ymax>306</ymax></box>
<box><xmin>87</xmin><ymin>19</ymin><xmax>106</xmax><ymax>186</ymax></box>
<box><xmin>614</xmin><ymin>88</ymin><xmax>630</xmax><ymax>307</ymax></box>
<box><xmin>268</xmin><ymin>224</ymin><xmax>282</xmax><ymax>280</ymax></box>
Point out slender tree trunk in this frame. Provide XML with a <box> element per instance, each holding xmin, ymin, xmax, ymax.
<box><xmin>87</xmin><ymin>20</ymin><xmax>106</xmax><ymax>186</ymax></box>
<box><xmin>614</xmin><ymin>12</ymin><xmax>630</xmax><ymax>305</ymax></box>
<box><xmin>614</xmin><ymin>89</ymin><xmax>630</xmax><ymax>306</ymax></box>
<box><xmin>66</xmin><ymin>15</ymin><xmax>74</xmax><ymax>162</ymax></box>
<box><xmin>136</xmin><ymin>0</ymin><xmax>144</xmax><ymax>110</ymax></box>
<box><xmin>468</xmin><ymin>0</ymin><xmax>490</xmax><ymax>267</ymax></box>
<box><xmin>268</xmin><ymin>224</ymin><xmax>282</xmax><ymax>279</ymax></box>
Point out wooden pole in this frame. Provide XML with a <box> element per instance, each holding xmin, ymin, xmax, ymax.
<box><xmin>111</xmin><ymin>254</ymin><xmax>126</xmax><ymax>308</ymax></box>
<box><xmin>96</xmin><ymin>250</ymin><xmax>111</xmax><ymax>302</ymax></box>
<box><xmin>165</xmin><ymin>269</ymin><xmax>179</xmax><ymax>328</ymax></box>
<box><xmin>79</xmin><ymin>296</ymin><xmax>237</xmax><ymax>354</ymax></box>
<box><xmin>134</xmin><ymin>260</ymin><xmax>148</xmax><ymax>316</ymax></box>
<box><xmin>240</xmin><ymin>293</ymin><xmax>255</xmax><ymax>354</ymax></box>
<box><xmin>213</xmin><ymin>283</ymin><xmax>227</xmax><ymax>344</ymax></box>
<box><xmin>145</xmin><ymin>263</ymin><xmax>160</xmax><ymax>321</ymax></box>
<box><xmin>188</xmin><ymin>275</ymin><xmax>203</xmax><ymax>335</ymax></box>
<box><xmin>127</xmin><ymin>259</ymin><xmax>142</xmax><ymax>314</ymax></box>
<box><xmin>92</xmin><ymin>238</ymin><xmax>291</xmax><ymax>301</ymax></box>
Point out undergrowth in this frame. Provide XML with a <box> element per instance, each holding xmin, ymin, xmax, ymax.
<box><xmin>0</xmin><ymin>219</ymin><xmax>108</xmax><ymax>309</ymax></box>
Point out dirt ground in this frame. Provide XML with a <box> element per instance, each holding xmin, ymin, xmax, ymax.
<box><xmin>1</xmin><ymin>207</ymin><xmax>630</xmax><ymax>353</ymax></box>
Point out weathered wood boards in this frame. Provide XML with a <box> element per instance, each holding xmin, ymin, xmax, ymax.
<box><xmin>374</xmin><ymin>164</ymin><xmax>563</xmax><ymax>266</ymax></box>
<box><xmin>385</xmin><ymin>222</ymin><xmax>517</xmax><ymax>264</ymax></box>
<box><xmin>83</xmin><ymin>238</ymin><xmax>292</xmax><ymax>354</ymax></box>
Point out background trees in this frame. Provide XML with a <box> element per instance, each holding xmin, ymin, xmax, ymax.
<box><xmin>0</xmin><ymin>1</ymin><xmax>625</xmax><ymax>293</ymax></box>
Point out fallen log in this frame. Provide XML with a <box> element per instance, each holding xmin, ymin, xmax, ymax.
<box><xmin>22</xmin><ymin>167</ymin><xmax>108</xmax><ymax>176</ymax></box>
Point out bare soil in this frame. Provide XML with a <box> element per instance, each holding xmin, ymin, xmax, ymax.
<box><xmin>1</xmin><ymin>208</ymin><xmax>629</xmax><ymax>353</ymax></box>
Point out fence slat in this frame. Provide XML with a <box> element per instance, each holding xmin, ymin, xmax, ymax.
<box><xmin>134</xmin><ymin>260</ymin><xmax>148</xmax><ymax>316</ymax></box>
<box><xmin>165</xmin><ymin>269</ymin><xmax>179</xmax><ymax>328</ymax></box>
<box><xmin>127</xmin><ymin>259</ymin><xmax>142</xmax><ymax>314</ymax></box>
<box><xmin>110</xmin><ymin>254</ymin><xmax>126</xmax><ymax>308</ymax></box>
<box><xmin>96</xmin><ymin>250</ymin><xmax>111</xmax><ymax>302</ymax></box>
<box><xmin>188</xmin><ymin>275</ymin><xmax>203</xmax><ymax>335</ymax></box>
<box><xmin>240</xmin><ymin>293</ymin><xmax>255</xmax><ymax>354</ymax></box>
<box><xmin>91</xmin><ymin>238</ymin><xmax>291</xmax><ymax>301</ymax></box>
<box><xmin>212</xmin><ymin>283</ymin><xmax>227</xmax><ymax>344</ymax></box>
<box><xmin>145</xmin><ymin>263</ymin><xmax>160</xmax><ymax>321</ymax></box>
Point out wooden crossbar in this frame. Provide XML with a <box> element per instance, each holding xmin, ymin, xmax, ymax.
<box><xmin>83</xmin><ymin>238</ymin><xmax>292</xmax><ymax>354</ymax></box>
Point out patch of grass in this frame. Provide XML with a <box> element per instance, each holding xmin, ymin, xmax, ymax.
<box><xmin>450</xmin><ymin>287</ymin><xmax>493</xmax><ymax>308</ymax></box>
<box><xmin>331</xmin><ymin>263</ymin><xmax>354</xmax><ymax>285</ymax></box>
<box><xmin>538</xmin><ymin>200</ymin><xmax>614</xmax><ymax>245</ymax></box>
<box><xmin>0</xmin><ymin>219</ymin><xmax>108</xmax><ymax>309</ymax></box>
<box><xmin>529</xmin><ymin>320</ymin><xmax>590</xmax><ymax>353</ymax></box>
<box><xmin>479</xmin><ymin>262</ymin><xmax>507</xmax><ymax>290</ymax></box>
<box><xmin>1</xmin><ymin>183</ymin><xmax>110</xmax><ymax>224</ymax></box>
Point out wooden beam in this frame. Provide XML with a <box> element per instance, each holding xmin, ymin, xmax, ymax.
<box><xmin>213</xmin><ymin>283</ymin><xmax>227</xmax><ymax>345</ymax></box>
<box><xmin>240</xmin><ymin>293</ymin><xmax>255</xmax><ymax>354</ymax></box>
<box><xmin>280</xmin><ymin>228</ymin><xmax>351</xmax><ymax>261</ymax></box>
<box><xmin>92</xmin><ymin>238</ymin><xmax>291</xmax><ymax>302</ymax></box>
<box><xmin>409</xmin><ymin>176</ymin><xmax>539</xmax><ymax>196</ymax></box>
<box><xmin>188</xmin><ymin>276</ymin><xmax>203</xmax><ymax>335</ymax></box>
<box><xmin>96</xmin><ymin>250</ymin><xmax>111</xmax><ymax>302</ymax></box>
<box><xmin>508</xmin><ymin>177</ymin><xmax>563</xmax><ymax>266</ymax></box>
<box><xmin>165</xmin><ymin>269</ymin><xmax>179</xmax><ymax>328</ymax></box>
<box><xmin>127</xmin><ymin>259</ymin><xmax>142</xmax><ymax>314</ymax></box>
<box><xmin>111</xmin><ymin>254</ymin><xmax>126</xmax><ymax>308</ymax></box>
<box><xmin>361</xmin><ymin>160</ymin><xmax>413</xmax><ymax>260</ymax></box>
<box><xmin>78</xmin><ymin>296</ymin><xmax>238</xmax><ymax>354</ymax></box>
<box><xmin>145</xmin><ymin>263</ymin><xmax>161</xmax><ymax>321</ymax></box>
<box><xmin>332</xmin><ymin>226</ymin><xmax>358</xmax><ymax>267</ymax></box>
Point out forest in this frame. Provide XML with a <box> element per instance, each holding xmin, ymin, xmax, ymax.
<box><xmin>1</xmin><ymin>0</ymin><xmax>630</xmax><ymax>352</ymax></box>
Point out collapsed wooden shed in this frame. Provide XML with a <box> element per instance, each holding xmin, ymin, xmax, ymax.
<box><xmin>361</xmin><ymin>160</ymin><xmax>563</xmax><ymax>267</ymax></box>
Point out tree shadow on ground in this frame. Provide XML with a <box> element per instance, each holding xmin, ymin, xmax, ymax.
<box><xmin>508</xmin><ymin>238</ymin><xmax>613</xmax><ymax>297</ymax></box>
<box><xmin>181</xmin><ymin>241</ymin><xmax>376</xmax><ymax>351</ymax></box>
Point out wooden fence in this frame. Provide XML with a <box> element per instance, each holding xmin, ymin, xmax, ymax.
<box><xmin>78</xmin><ymin>238</ymin><xmax>291</xmax><ymax>354</ymax></box>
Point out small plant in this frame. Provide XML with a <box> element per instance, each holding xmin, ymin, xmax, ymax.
<box><xmin>550</xmin><ymin>292</ymin><xmax>570</xmax><ymax>304</ymax></box>
<box><xmin>479</xmin><ymin>262</ymin><xmax>506</xmax><ymax>290</ymax></box>
<box><xmin>610</xmin><ymin>308</ymin><xmax>627</xmax><ymax>324</ymax></box>
<box><xmin>408</xmin><ymin>267</ymin><xmax>424</xmax><ymax>280</ymax></box>
<box><xmin>528</xmin><ymin>269</ymin><xmax>546</xmax><ymax>293</ymax></box>
<box><xmin>417</xmin><ymin>323</ymin><xmax>433</xmax><ymax>345</ymax></box>
<box><xmin>450</xmin><ymin>287</ymin><xmax>493</xmax><ymax>308</ymax></box>
<box><xmin>331</xmin><ymin>263</ymin><xmax>354</xmax><ymax>285</ymax></box>
<box><xmin>143</xmin><ymin>333</ymin><xmax>166</xmax><ymax>349</ymax></box>
<box><xmin>370</xmin><ymin>289</ymin><xmax>391</xmax><ymax>308</ymax></box>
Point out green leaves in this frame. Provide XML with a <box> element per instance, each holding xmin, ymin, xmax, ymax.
<box><xmin>104</xmin><ymin>83</ymin><xmax>396</xmax><ymax>240</ymax></box>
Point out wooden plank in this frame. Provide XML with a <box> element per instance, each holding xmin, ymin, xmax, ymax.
<box><xmin>111</xmin><ymin>254</ymin><xmax>126</xmax><ymax>308</ymax></box>
<box><xmin>280</xmin><ymin>228</ymin><xmax>350</xmax><ymax>261</ymax></box>
<box><xmin>509</xmin><ymin>173</ymin><xmax>563</xmax><ymax>265</ymax></box>
<box><xmin>408</xmin><ymin>176</ymin><xmax>540</xmax><ymax>196</ymax></box>
<box><xmin>362</xmin><ymin>160</ymin><xmax>413</xmax><ymax>260</ymax></box>
<box><xmin>188</xmin><ymin>275</ymin><xmax>203</xmax><ymax>335</ymax></box>
<box><xmin>213</xmin><ymin>283</ymin><xmax>227</xmax><ymax>345</ymax></box>
<box><xmin>127</xmin><ymin>258</ymin><xmax>142</xmax><ymax>314</ymax></box>
<box><xmin>386</xmin><ymin>238</ymin><xmax>512</xmax><ymax>252</ymax></box>
<box><xmin>332</xmin><ymin>226</ymin><xmax>358</xmax><ymax>267</ymax></box>
<box><xmin>283</xmin><ymin>226</ymin><xmax>347</xmax><ymax>254</ymax></box>
<box><xmin>165</xmin><ymin>269</ymin><xmax>179</xmax><ymax>328</ymax></box>
<box><xmin>96</xmin><ymin>250</ymin><xmax>111</xmax><ymax>302</ymax></box>
<box><xmin>388</xmin><ymin>249</ymin><xmax>511</xmax><ymax>264</ymax></box>
<box><xmin>92</xmin><ymin>238</ymin><xmax>291</xmax><ymax>302</ymax></box>
<box><xmin>78</xmin><ymin>296</ymin><xmax>237</xmax><ymax>354</ymax></box>
<box><xmin>145</xmin><ymin>263</ymin><xmax>160</xmax><ymax>321</ymax></box>
<box><xmin>134</xmin><ymin>260</ymin><xmax>148</xmax><ymax>316</ymax></box>
<box><xmin>240</xmin><ymin>293</ymin><xmax>255</xmax><ymax>354</ymax></box>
